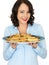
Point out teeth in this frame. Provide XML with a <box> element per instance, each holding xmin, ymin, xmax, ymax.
<box><xmin>23</xmin><ymin>18</ymin><xmax>27</xmax><ymax>20</ymax></box>
<box><xmin>23</xmin><ymin>19</ymin><xmax>27</xmax><ymax>21</ymax></box>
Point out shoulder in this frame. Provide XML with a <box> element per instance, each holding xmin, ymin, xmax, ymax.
<box><xmin>5</xmin><ymin>25</ymin><xmax>14</xmax><ymax>30</ymax></box>
<box><xmin>31</xmin><ymin>23</ymin><xmax>42</xmax><ymax>28</ymax></box>
<box><xmin>33</xmin><ymin>23</ymin><xmax>44</xmax><ymax>36</ymax></box>
<box><xmin>30</xmin><ymin>23</ymin><xmax>43</xmax><ymax>30</ymax></box>
<box><xmin>4</xmin><ymin>25</ymin><xmax>14</xmax><ymax>36</ymax></box>
<box><xmin>4</xmin><ymin>25</ymin><xmax>18</xmax><ymax>36</ymax></box>
<box><xmin>4</xmin><ymin>25</ymin><xmax>15</xmax><ymax>34</ymax></box>
<box><xmin>4</xmin><ymin>25</ymin><xmax>17</xmax><ymax>33</ymax></box>
<box><xmin>29</xmin><ymin>23</ymin><xmax>44</xmax><ymax>35</ymax></box>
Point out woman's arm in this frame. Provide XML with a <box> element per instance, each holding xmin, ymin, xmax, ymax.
<box><xmin>33</xmin><ymin>24</ymin><xmax>47</xmax><ymax>58</ymax></box>
<box><xmin>3</xmin><ymin>42</ymin><xmax>16</xmax><ymax>61</ymax></box>
<box><xmin>3</xmin><ymin>27</ymin><xmax>17</xmax><ymax>61</ymax></box>
<box><xmin>33</xmin><ymin>40</ymin><xmax>47</xmax><ymax>58</ymax></box>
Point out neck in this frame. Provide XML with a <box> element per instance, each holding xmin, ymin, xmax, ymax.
<box><xmin>19</xmin><ymin>23</ymin><xmax>28</xmax><ymax>28</ymax></box>
<box><xmin>18</xmin><ymin>23</ymin><xmax>28</xmax><ymax>34</ymax></box>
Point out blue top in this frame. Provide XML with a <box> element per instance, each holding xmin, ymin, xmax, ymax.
<box><xmin>3</xmin><ymin>23</ymin><xmax>47</xmax><ymax>65</ymax></box>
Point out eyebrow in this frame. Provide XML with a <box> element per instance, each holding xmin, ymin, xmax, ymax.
<box><xmin>19</xmin><ymin>10</ymin><xmax>29</xmax><ymax>12</ymax></box>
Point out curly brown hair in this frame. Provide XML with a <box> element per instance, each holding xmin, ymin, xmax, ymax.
<box><xmin>10</xmin><ymin>0</ymin><xmax>35</xmax><ymax>27</ymax></box>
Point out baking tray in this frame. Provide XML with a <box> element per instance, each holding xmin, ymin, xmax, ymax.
<box><xmin>3</xmin><ymin>34</ymin><xmax>45</xmax><ymax>44</ymax></box>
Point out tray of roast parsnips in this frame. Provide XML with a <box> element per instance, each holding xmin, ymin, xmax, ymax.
<box><xmin>3</xmin><ymin>33</ymin><xmax>45</xmax><ymax>44</ymax></box>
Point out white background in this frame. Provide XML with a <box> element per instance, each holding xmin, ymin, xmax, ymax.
<box><xmin>0</xmin><ymin>0</ymin><xmax>49</xmax><ymax>65</ymax></box>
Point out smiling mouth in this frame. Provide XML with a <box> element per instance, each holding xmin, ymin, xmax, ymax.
<box><xmin>22</xmin><ymin>18</ymin><xmax>28</xmax><ymax>21</ymax></box>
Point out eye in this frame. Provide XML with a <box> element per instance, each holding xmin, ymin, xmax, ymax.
<box><xmin>27</xmin><ymin>11</ymin><xmax>30</xmax><ymax>13</ymax></box>
<box><xmin>20</xmin><ymin>11</ymin><xmax>24</xmax><ymax>13</ymax></box>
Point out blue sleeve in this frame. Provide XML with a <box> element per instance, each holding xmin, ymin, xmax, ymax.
<box><xmin>3</xmin><ymin>27</ymin><xmax>17</xmax><ymax>61</ymax></box>
<box><xmin>33</xmin><ymin>25</ymin><xmax>47</xmax><ymax>58</ymax></box>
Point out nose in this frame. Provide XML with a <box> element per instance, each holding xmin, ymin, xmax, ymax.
<box><xmin>24</xmin><ymin>13</ymin><xmax>27</xmax><ymax>18</ymax></box>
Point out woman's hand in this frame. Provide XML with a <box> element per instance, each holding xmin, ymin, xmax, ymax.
<box><xmin>29</xmin><ymin>42</ymin><xmax>38</xmax><ymax>48</ymax></box>
<box><xmin>10</xmin><ymin>43</ymin><xmax>18</xmax><ymax>49</ymax></box>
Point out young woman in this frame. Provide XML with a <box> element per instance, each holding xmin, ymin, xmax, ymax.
<box><xmin>3</xmin><ymin>0</ymin><xmax>47</xmax><ymax>65</ymax></box>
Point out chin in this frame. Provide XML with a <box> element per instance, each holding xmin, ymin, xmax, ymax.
<box><xmin>22</xmin><ymin>22</ymin><xmax>28</xmax><ymax>24</ymax></box>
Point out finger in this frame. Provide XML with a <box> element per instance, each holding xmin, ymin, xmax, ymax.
<box><xmin>11</xmin><ymin>43</ymin><xmax>17</xmax><ymax>45</ymax></box>
<box><xmin>28</xmin><ymin>42</ymin><xmax>32</xmax><ymax>45</ymax></box>
<box><xmin>12</xmin><ymin>43</ymin><xmax>15</xmax><ymax>45</ymax></box>
<box><xmin>28</xmin><ymin>43</ymin><xmax>31</xmax><ymax>45</ymax></box>
<box><xmin>36</xmin><ymin>42</ymin><xmax>38</xmax><ymax>44</ymax></box>
<box><xmin>31</xmin><ymin>43</ymin><xmax>34</xmax><ymax>45</ymax></box>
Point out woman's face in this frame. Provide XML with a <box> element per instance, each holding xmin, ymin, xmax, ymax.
<box><xmin>17</xmin><ymin>3</ymin><xmax>30</xmax><ymax>25</ymax></box>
